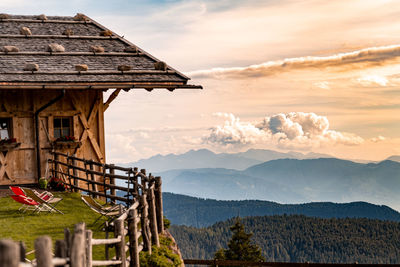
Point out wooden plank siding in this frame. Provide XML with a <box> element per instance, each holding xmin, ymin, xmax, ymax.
<box><xmin>0</xmin><ymin>89</ymin><xmax>105</xmax><ymax>185</ymax></box>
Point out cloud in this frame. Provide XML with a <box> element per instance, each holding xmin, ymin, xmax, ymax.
<box><xmin>371</xmin><ymin>136</ymin><xmax>386</xmax><ymax>143</ymax></box>
<box><xmin>188</xmin><ymin>44</ymin><xmax>400</xmax><ymax>79</ymax></box>
<box><xmin>356</xmin><ymin>75</ymin><xmax>389</xmax><ymax>86</ymax></box>
<box><xmin>313</xmin><ymin>81</ymin><xmax>331</xmax><ymax>90</ymax></box>
<box><xmin>203</xmin><ymin>112</ymin><xmax>364</xmax><ymax>149</ymax></box>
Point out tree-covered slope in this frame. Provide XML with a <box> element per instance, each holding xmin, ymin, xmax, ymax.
<box><xmin>163</xmin><ymin>192</ymin><xmax>400</xmax><ymax>227</ymax></box>
<box><xmin>170</xmin><ymin>215</ymin><xmax>400</xmax><ymax>263</ymax></box>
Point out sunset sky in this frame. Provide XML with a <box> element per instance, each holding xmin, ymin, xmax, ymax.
<box><xmin>3</xmin><ymin>0</ymin><xmax>400</xmax><ymax>162</ymax></box>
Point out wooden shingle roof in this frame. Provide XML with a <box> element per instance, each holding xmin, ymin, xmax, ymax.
<box><xmin>0</xmin><ymin>13</ymin><xmax>202</xmax><ymax>90</ymax></box>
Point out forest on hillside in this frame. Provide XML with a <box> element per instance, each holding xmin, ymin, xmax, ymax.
<box><xmin>163</xmin><ymin>192</ymin><xmax>400</xmax><ymax>227</ymax></box>
<box><xmin>169</xmin><ymin>215</ymin><xmax>400</xmax><ymax>263</ymax></box>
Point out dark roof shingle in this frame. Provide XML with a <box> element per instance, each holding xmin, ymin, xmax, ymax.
<box><xmin>0</xmin><ymin>14</ymin><xmax>201</xmax><ymax>90</ymax></box>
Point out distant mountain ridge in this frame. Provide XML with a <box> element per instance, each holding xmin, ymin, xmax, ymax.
<box><xmin>123</xmin><ymin>148</ymin><xmax>333</xmax><ymax>172</ymax></box>
<box><xmin>163</xmin><ymin>192</ymin><xmax>400</xmax><ymax>227</ymax></box>
<box><xmin>159</xmin><ymin>158</ymin><xmax>400</xmax><ymax>211</ymax></box>
<box><xmin>387</xmin><ymin>155</ymin><xmax>400</xmax><ymax>162</ymax></box>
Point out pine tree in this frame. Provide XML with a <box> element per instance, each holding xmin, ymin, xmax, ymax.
<box><xmin>214</xmin><ymin>218</ymin><xmax>265</xmax><ymax>265</ymax></box>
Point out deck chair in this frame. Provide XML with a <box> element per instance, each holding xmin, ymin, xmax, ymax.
<box><xmin>9</xmin><ymin>186</ymin><xmax>25</xmax><ymax>196</ymax></box>
<box><xmin>81</xmin><ymin>195</ymin><xmax>123</xmax><ymax>225</ymax></box>
<box><xmin>23</xmin><ymin>188</ymin><xmax>63</xmax><ymax>214</ymax></box>
<box><xmin>10</xmin><ymin>195</ymin><xmax>40</xmax><ymax>212</ymax></box>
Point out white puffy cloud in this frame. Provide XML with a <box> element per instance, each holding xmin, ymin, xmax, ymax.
<box><xmin>203</xmin><ymin>112</ymin><xmax>364</xmax><ymax>149</ymax></box>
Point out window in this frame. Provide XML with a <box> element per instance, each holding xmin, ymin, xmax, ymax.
<box><xmin>54</xmin><ymin>117</ymin><xmax>72</xmax><ymax>139</ymax></box>
<box><xmin>0</xmin><ymin>118</ymin><xmax>11</xmax><ymax>140</ymax></box>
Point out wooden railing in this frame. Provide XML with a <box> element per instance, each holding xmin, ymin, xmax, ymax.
<box><xmin>48</xmin><ymin>151</ymin><xmax>156</xmax><ymax>206</ymax></box>
<box><xmin>0</xmin><ymin>152</ymin><xmax>166</xmax><ymax>266</ymax></box>
<box><xmin>183</xmin><ymin>259</ymin><xmax>400</xmax><ymax>267</ymax></box>
<box><xmin>1</xmin><ymin>184</ymin><xmax>163</xmax><ymax>267</ymax></box>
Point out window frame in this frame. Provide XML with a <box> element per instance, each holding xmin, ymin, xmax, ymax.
<box><xmin>0</xmin><ymin>118</ymin><xmax>12</xmax><ymax>140</ymax></box>
<box><xmin>53</xmin><ymin>116</ymin><xmax>73</xmax><ymax>139</ymax></box>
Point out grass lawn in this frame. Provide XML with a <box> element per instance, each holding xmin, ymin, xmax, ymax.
<box><xmin>0</xmin><ymin>192</ymin><xmax>112</xmax><ymax>260</ymax></box>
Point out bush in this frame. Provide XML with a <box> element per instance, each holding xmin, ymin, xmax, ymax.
<box><xmin>38</xmin><ymin>178</ymin><xmax>48</xmax><ymax>189</ymax></box>
<box><xmin>163</xmin><ymin>216</ymin><xmax>170</xmax><ymax>229</ymax></box>
<box><xmin>48</xmin><ymin>177</ymin><xmax>67</xmax><ymax>191</ymax></box>
<box><xmin>139</xmin><ymin>237</ymin><xmax>181</xmax><ymax>267</ymax></box>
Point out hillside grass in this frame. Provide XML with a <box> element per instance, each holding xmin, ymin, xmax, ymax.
<box><xmin>0</xmin><ymin>192</ymin><xmax>111</xmax><ymax>259</ymax></box>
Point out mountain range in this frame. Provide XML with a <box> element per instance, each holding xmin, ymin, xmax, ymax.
<box><xmin>123</xmin><ymin>148</ymin><xmax>334</xmax><ymax>172</ymax></box>
<box><xmin>157</xmin><ymin>158</ymin><xmax>400</xmax><ymax>211</ymax></box>
<box><xmin>163</xmin><ymin>192</ymin><xmax>400</xmax><ymax>227</ymax></box>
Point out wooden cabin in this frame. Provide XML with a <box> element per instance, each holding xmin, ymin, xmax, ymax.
<box><xmin>0</xmin><ymin>13</ymin><xmax>201</xmax><ymax>186</ymax></box>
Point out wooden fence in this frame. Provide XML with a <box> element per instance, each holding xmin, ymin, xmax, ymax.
<box><xmin>0</xmin><ymin>152</ymin><xmax>165</xmax><ymax>267</ymax></box>
<box><xmin>183</xmin><ymin>259</ymin><xmax>400</xmax><ymax>267</ymax></box>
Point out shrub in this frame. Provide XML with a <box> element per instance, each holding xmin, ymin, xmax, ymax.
<box><xmin>139</xmin><ymin>237</ymin><xmax>181</xmax><ymax>267</ymax></box>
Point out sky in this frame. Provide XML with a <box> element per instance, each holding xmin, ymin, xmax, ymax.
<box><xmin>2</xmin><ymin>0</ymin><xmax>400</xmax><ymax>163</ymax></box>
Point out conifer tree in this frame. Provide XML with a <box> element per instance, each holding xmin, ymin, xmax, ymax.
<box><xmin>214</xmin><ymin>218</ymin><xmax>265</xmax><ymax>264</ymax></box>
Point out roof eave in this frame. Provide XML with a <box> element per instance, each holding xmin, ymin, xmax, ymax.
<box><xmin>0</xmin><ymin>82</ymin><xmax>202</xmax><ymax>90</ymax></box>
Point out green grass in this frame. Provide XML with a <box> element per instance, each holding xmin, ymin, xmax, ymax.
<box><xmin>0</xmin><ymin>192</ymin><xmax>111</xmax><ymax>259</ymax></box>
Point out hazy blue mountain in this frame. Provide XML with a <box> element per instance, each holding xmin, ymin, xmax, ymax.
<box><xmin>159</xmin><ymin>158</ymin><xmax>400</xmax><ymax>211</ymax></box>
<box><xmin>122</xmin><ymin>148</ymin><xmax>334</xmax><ymax>172</ymax></box>
<box><xmin>387</xmin><ymin>155</ymin><xmax>400</xmax><ymax>162</ymax></box>
<box><xmin>163</xmin><ymin>192</ymin><xmax>400</xmax><ymax>227</ymax></box>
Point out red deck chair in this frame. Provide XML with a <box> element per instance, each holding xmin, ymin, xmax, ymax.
<box><xmin>9</xmin><ymin>186</ymin><xmax>25</xmax><ymax>196</ymax></box>
<box><xmin>10</xmin><ymin>195</ymin><xmax>40</xmax><ymax>212</ymax></box>
<box><xmin>9</xmin><ymin>186</ymin><xmax>52</xmax><ymax>213</ymax></box>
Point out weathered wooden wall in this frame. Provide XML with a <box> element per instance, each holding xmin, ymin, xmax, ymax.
<box><xmin>0</xmin><ymin>89</ymin><xmax>105</xmax><ymax>185</ymax></box>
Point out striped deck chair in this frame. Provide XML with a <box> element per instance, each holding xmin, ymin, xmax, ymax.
<box><xmin>23</xmin><ymin>188</ymin><xmax>63</xmax><ymax>214</ymax></box>
<box><xmin>81</xmin><ymin>195</ymin><xmax>123</xmax><ymax>225</ymax></box>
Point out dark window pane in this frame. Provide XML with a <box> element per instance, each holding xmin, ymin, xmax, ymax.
<box><xmin>62</xmin><ymin>128</ymin><xmax>70</xmax><ymax>137</ymax></box>
<box><xmin>54</xmin><ymin>118</ymin><xmax>61</xmax><ymax>128</ymax></box>
<box><xmin>54</xmin><ymin>129</ymin><xmax>61</xmax><ymax>139</ymax></box>
<box><xmin>62</xmin><ymin>118</ymin><xmax>70</xmax><ymax>127</ymax></box>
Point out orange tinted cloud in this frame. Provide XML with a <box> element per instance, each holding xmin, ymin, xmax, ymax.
<box><xmin>188</xmin><ymin>44</ymin><xmax>400</xmax><ymax>79</ymax></box>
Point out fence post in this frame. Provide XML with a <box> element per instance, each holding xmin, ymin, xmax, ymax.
<box><xmin>89</xmin><ymin>162</ymin><xmax>97</xmax><ymax>198</ymax></box>
<box><xmin>19</xmin><ymin>241</ymin><xmax>26</xmax><ymax>263</ymax></box>
<box><xmin>155</xmin><ymin>176</ymin><xmax>164</xmax><ymax>234</ymax></box>
<box><xmin>110</xmin><ymin>164</ymin><xmax>116</xmax><ymax>204</ymax></box>
<box><xmin>55</xmin><ymin>239</ymin><xmax>67</xmax><ymax>259</ymax></box>
<box><xmin>148</xmin><ymin>184</ymin><xmax>159</xmax><ymax>247</ymax></box>
<box><xmin>128</xmin><ymin>208</ymin><xmax>140</xmax><ymax>267</ymax></box>
<box><xmin>86</xmin><ymin>230</ymin><xmax>93</xmax><ymax>267</ymax></box>
<box><xmin>70</xmin><ymin>223</ymin><xmax>86</xmax><ymax>267</ymax></box>
<box><xmin>114</xmin><ymin>219</ymin><xmax>126</xmax><ymax>267</ymax></box>
<box><xmin>72</xmin><ymin>154</ymin><xmax>78</xmax><ymax>192</ymax></box>
<box><xmin>54</xmin><ymin>152</ymin><xmax>59</xmax><ymax>179</ymax></box>
<box><xmin>64</xmin><ymin>228</ymin><xmax>71</xmax><ymax>257</ymax></box>
<box><xmin>140</xmin><ymin>193</ymin><xmax>151</xmax><ymax>253</ymax></box>
<box><xmin>35</xmin><ymin>236</ymin><xmax>53</xmax><ymax>267</ymax></box>
<box><xmin>0</xmin><ymin>240</ymin><xmax>19</xmax><ymax>267</ymax></box>
<box><xmin>105</xmin><ymin>221</ymin><xmax>110</xmax><ymax>260</ymax></box>
<box><xmin>67</xmin><ymin>154</ymin><xmax>73</xmax><ymax>190</ymax></box>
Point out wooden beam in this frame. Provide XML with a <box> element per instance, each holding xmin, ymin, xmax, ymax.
<box><xmin>0</xmin><ymin>18</ymin><xmax>93</xmax><ymax>24</ymax></box>
<box><xmin>0</xmin><ymin>51</ymin><xmax>143</xmax><ymax>57</ymax></box>
<box><xmin>0</xmin><ymin>70</ymin><xmax>176</xmax><ymax>75</ymax></box>
<box><xmin>103</xmin><ymin>89</ymin><xmax>121</xmax><ymax>112</ymax></box>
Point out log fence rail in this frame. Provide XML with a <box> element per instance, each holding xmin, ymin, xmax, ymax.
<box><xmin>0</xmin><ymin>151</ymin><xmax>164</xmax><ymax>267</ymax></box>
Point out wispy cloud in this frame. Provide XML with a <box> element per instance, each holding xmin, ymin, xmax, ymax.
<box><xmin>188</xmin><ymin>45</ymin><xmax>400</xmax><ymax>79</ymax></box>
<box><xmin>203</xmin><ymin>112</ymin><xmax>364</xmax><ymax>149</ymax></box>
